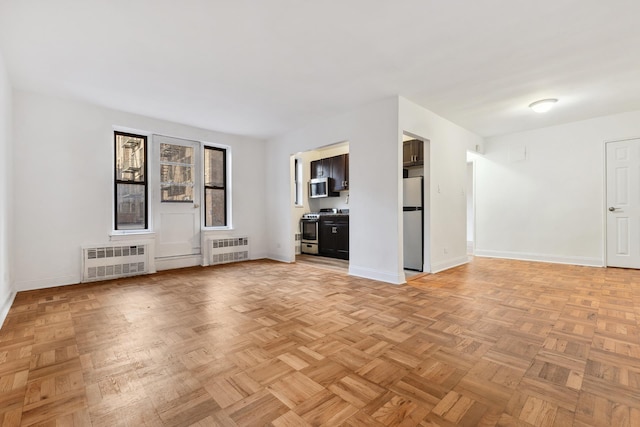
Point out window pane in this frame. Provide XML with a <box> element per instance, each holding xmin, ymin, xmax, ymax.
<box><xmin>115</xmin><ymin>134</ymin><xmax>145</xmax><ymax>182</ymax></box>
<box><xmin>160</xmin><ymin>143</ymin><xmax>193</xmax><ymax>164</ymax></box>
<box><xmin>295</xmin><ymin>158</ymin><xmax>302</xmax><ymax>205</ymax></box>
<box><xmin>160</xmin><ymin>164</ymin><xmax>193</xmax><ymax>183</ymax></box>
<box><xmin>116</xmin><ymin>183</ymin><xmax>146</xmax><ymax>229</ymax></box>
<box><xmin>204</xmin><ymin>148</ymin><xmax>224</xmax><ymax>187</ymax></box>
<box><xmin>161</xmin><ymin>184</ymin><xmax>194</xmax><ymax>202</ymax></box>
<box><xmin>205</xmin><ymin>188</ymin><xmax>225</xmax><ymax>227</ymax></box>
<box><xmin>160</xmin><ymin>144</ymin><xmax>194</xmax><ymax>202</ymax></box>
<box><xmin>160</xmin><ymin>164</ymin><xmax>194</xmax><ymax>202</ymax></box>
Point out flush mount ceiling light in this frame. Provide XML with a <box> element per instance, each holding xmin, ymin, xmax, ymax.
<box><xmin>529</xmin><ymin>98</ymin><xmax>558</xmax><ymax>113</ymax></box>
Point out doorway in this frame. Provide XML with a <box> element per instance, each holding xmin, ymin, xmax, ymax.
<box><xmin>291</xmin><ymin>142</ymin><xmax>351</xmax><ymax>266</ymax></box>
<box><xmin>402</xmin><ymin>132</ymin><xmax>430</xmax><ymax>275</ymax></box>
<box><xmin>153</xmin><ymin>135</ymin><xmax>202</xmax><ymax>268</ymax></box>
<box><xmin>466</xmin><ymin>157</ymin><xmax>475</xmax><ymax>256</ymax></box>
<box><xmin>605</xmin><ymin>138</ymin><xmax>640</xmax><ymax>268</ymax></box>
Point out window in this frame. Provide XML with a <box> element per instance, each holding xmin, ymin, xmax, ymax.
<box><xmin>294</xmin><ymin>157</ymin><xmax>303</xmax><ymax>206</ymax></box>
<box><xmin>114</xmin><ymin>132</ymin><xmax>147</xmax><ymax>230</ymax></box>
<box><xmin>204</xmin><ymin>146</ymin><xmax>227</xmax><ymax>227</ymax></box>
<box><xmin>159</xmin><ymin>143</ymin><xmax>194</xmax><ymax>202</ymax></box>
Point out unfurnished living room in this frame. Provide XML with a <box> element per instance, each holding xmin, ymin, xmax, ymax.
<box><xmin>1</xmin><ymin>2</ymin><xmax>640</xmax><ymax>426</ymax></box>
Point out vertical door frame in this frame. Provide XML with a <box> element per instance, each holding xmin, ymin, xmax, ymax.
<box><xmin>400</xmin><ymin>131</ymin><xmax>431</xmax><ymax>277</ymax></box>
<box><xmin>603</xmin><ymin>139</ymin><xmax>609</xmax><ymax>267</ymax></box>
<box><xmin>466</xmin><ymin>157</ymin><xmax>476</xmax><ymax>257</ymax></box>
<box><xmin>152</xmin><ymin>134</ymin><xmax>203</xmax><ymax>263</ymax></box>
<box><xmin>603</xmin><ymin>136</ymin><xmax>640</xmax><ymax>267</ymax></box>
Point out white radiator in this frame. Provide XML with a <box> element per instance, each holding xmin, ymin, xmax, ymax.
<box><xmin>208</xmin><ymin>236</ymin><xmax>249</xmax><ymax>265</ymax></box>
<box><xmin>82</xmin><ymin>243</ymin><xmax>150</xmax><ymax>282</ymax></box>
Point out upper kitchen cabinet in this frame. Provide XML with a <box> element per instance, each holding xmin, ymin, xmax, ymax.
<box><xmin>330</xmin><ymin>153</ymin><xmax>349</xmax><ymax>192</ymax></box>
<box><xmin>403</xmin><ymin>139</ymin><xmax>424</xmax><ymax>167</ymax></box>
<box><xmin>311</xmin><ymin>153</ymin><xmax>349</xmax><ymax>192</ymax></box>
<box><xmin>310</xmin><ymin>158</ymin><xmax>328</xmax><ymax>179</ymax></box>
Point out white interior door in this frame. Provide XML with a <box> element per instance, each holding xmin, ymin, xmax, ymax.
<box><xmin>153</xmin><ymin>135</ymin><xmax>201</xmax><ymax>259</ymax></box>
<box><xmin>606</xmin><ymin>139</ymin><xmax>640</xmax><ymax>268</ymax></box>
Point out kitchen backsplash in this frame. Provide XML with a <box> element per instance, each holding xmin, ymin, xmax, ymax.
<box><xmin>308</xmin><ymin>190</ymin><xmax>349</xmax><ymax>212</ymax></box>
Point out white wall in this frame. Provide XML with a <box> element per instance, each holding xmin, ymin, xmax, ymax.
<box><xmin>0</xmin><ymin>51</ymin><xmax>14</xmax><ymax>326</ymax></box>
<box><xmin>268</xmin><ymin>97</ymin><xmax>403</xmax><ymax>283</ymax></box>
<box><xmin>475</xmin><ymin>110</ymin><xmax>640</xmax><ymax>266</ymax></box>
<box><xmin>399</xmin><ymin>97</ymin><xmax>484</xmax><ymax>273</ymax></box>
<box><xmin>12</xmin><ymin>90</ymin><xmax>267</xmax><ymax>291</ymax></box>
<box><xmin>269</xmin><ymin>96</ymin><xmax>483</xmax><ymax>283</ymax></box>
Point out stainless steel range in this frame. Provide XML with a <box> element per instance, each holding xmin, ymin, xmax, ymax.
<box><xmin>300</xmin><ymin>212</ymin><xmax>321</xmax><ymax>254</ymax></box>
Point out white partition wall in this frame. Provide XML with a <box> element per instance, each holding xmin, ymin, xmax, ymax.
<box><xmin>399</xmin><ymin>97</ymin><xmax>484</xmax><ymax>274</ymax></box>
<box><xmin>0</xmin><ymin>50</ymin><xmax>13</xmax><ymax>325</ymax></box>
<box><xmin>266</xmin><ymin>97</ymin><xmax>403</xmax><ymax>283</ymax></box>
<box><xmin>267</xmin><ymin>96</ymin><xmax>484</xmax><ymax>284</ymax></box>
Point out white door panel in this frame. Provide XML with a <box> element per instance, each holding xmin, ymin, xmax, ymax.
<box><xmin>606</xmin><ymin>139</ymin><xmax>640</xmax><ymax>268</ymax></box>
<box><xmin>153</xmin><ymin>136</ymin><xmax>201</xmax><ymax>259</ymax></box>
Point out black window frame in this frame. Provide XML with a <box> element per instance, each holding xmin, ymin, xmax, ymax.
<box><xmin>204</xmin><ymin>145</ymin><xmax>227</xmax><ymax>227</ymax></box>
<box><xmin>114</xmin><ymin>131</ymin><xmax>148</xmax><ymax>230</ymax></box>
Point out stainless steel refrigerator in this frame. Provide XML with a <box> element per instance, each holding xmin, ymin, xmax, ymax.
<box><xmin>403</xmin><ymin>176</ymin><xmax>423</xmax><ymax>271</ymax></box>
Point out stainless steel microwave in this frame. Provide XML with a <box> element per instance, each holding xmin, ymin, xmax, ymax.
<box><xmin>309</xmin><ymin>177</ymin><xmax>337</xmax><ymax>198</ymax></box>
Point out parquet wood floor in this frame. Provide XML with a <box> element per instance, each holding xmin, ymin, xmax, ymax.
<box><xmin>295</xmin><ymin>255</ymin><xmax>349</xmax><ymax>274</ymax></box>
<box><xmin>1</xmin><ymin>258</ymin><xmax>640</xmax><ymax>426</ymax></box>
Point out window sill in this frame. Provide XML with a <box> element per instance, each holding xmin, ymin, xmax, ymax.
<box><xmin>202</xmin><ymin>226</ymin><xmax>234</xmax><ymax>233</ymax></box>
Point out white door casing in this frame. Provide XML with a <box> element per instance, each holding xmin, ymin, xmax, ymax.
<box><xmin>606</xmin><ymin>139</ymin><xmax>640</xmax><ymax>268</ymax></box>
<box><xmin>153</xmin><ymin>135</ymin><xmax>201</xmax><ymax>259</ymax></box>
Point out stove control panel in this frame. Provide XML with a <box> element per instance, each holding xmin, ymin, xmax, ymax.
<box><xmin>302</xmin><ymin>213</ymin><xmax>320</xmax><ymax>220</ymax></box>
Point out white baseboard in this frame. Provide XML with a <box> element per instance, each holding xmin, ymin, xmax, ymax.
<box><xmin>474</xmin><ymin>249</ymin><xmax>604</xmax><ymax>267</ymax></box>
<box><xmin>15</xmin><ymin>274</ymin><xmax>79</xmax><ymax>292</ymax></box>
<box><xmin>349</xmin><ymin>265</ymin><xmax>404</xmax><ymax>285</ymax></box>
<box><xmin>267</xmin><ymin>252</ymin><xmax>294</xmax><ymax>263</ymax></box>
<box><xmin>431</xmin><ymin>256</ymin><xmax>469</xmax><ymax>274</ymax></box>
<box><xmin>0</xmin><ymin>289</ymin><xmax>16</xmax><ymax>329</ymax></box>
<box><xmin>250</xmin><ymin>252</ymin><xmax>268</xmax><ymax>261</ymax></box>
<box><xmin>155</xmin><ymin>255</ymin><xmax>203</xmax><ymax>271</ymax></box>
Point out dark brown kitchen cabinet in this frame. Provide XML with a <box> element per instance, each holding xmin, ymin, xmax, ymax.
<box><xmin>310</xmin><ymin>153</ymin><xmax>349</xmax><ymax>192</ymax></box>
<box><xmin>329</xmin><ymin>153</ymin><xmax>349</xmax><ymax>192</ymax></box>
<box><xmin>319</xmin><ymin>216</ymin><xmax>349</xmax><ymax>260</ymax></box>
<box><xmin>310</xmin><ymin>159</ymin><xmax>328</xmax><ymax>179</ymax></box>
<box><xmin>403</xmin><ymin>139</ymin><xmax>424</xmax><ymax>167</ymax></box>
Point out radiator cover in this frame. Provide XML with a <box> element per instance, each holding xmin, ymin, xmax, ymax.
<box><xmin>82</xmin><ymin>243</ymin><xmax>150</xmax><ymax>282</ymax></box>
<box><xmin>208</xmin><ymin>237</ymin><xmax>249</xmax><ymax>265</ymax></box>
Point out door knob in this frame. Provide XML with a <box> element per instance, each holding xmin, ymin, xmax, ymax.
<box><xmin>194</xmin><ymin>204</ymin><xmax>200</xmax><ymax>208</ymax></box>
<box><xmin>609</xmin><ymin>207</ymin><xmax>620</xmax><ymax>211</ymax></box>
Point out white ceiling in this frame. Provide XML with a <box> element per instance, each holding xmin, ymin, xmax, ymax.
<box><xmin>1</xmin><ymin>1</ymin><xmax>639</xmax><ymax>139</ymax></box>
